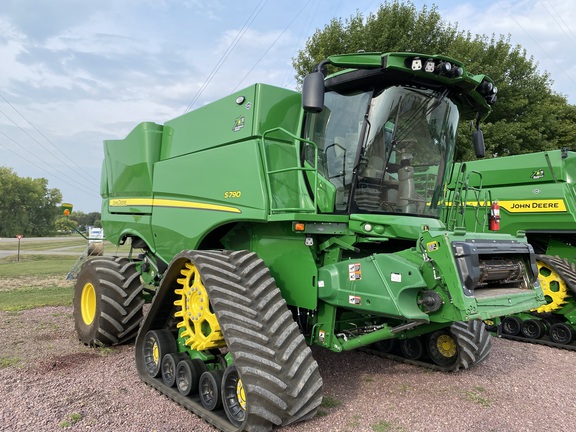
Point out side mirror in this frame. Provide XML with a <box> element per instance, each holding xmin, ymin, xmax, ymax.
<box><xmin>302</xmin><ymin>72</ymin><xmax>325</xmax><ymax>113</ymax></box>
<box><xmin>473</xmin><ymin>129</ymin><xmax>485</xmax><ymax>158</ymax></box>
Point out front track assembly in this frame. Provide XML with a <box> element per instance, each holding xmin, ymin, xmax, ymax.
<box><xmin>134</xmin><ymin>250</ymin><xmax>323</xmax><ymax>432</ymax></box>
<box><xmin>362</xmin><ymin>320</ymin><xmax>492</xmax><ymax>372</ymax></box>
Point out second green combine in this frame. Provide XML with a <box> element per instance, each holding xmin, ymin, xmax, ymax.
<box><xmin>446</xmin><ymin>148</ymin><xmax>576</xmax><ymax>349</ymax></box>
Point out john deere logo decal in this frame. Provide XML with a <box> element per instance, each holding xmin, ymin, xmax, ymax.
<box><xmin>531</xmin><ymin>169</ymin><xmax>544</xmax><ymax>179</ymax></box>
<box><xmin>233</xmin><ymin>115</ymin><xmax>245</xmax><ymax>132</ymax></box>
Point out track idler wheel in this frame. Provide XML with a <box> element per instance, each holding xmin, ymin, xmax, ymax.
<box><xmin>142</xmin><ymin>329</ymin><xmax>177</xmax><ymax>378</ymax></box>
<box><xmin>549</xmin><ymin>323</ymin><xmax>576</xmax><ymax>344</ymax></box>
<box><xmin>222</xmin><ymin>365</ymin><xmax>246</xmax><ymax>428</ymax></box>
<box><xmin>426</xmin><ymin>330</ymin><xmax>458</xmax><ymax>368</ymax></box>
<box><xmin>176</xmin><ymin>358</ymin><xmax>207</xmax><ymax>396</ymax></box>
<box><xmin>199</xmin><ymin>369</ymin><xmax>225</xmax><ymax>411</ymax></box>
<box><xmin>520</xmin><ymin>319</ymin><xmax>546</xmax><ymax>339</ymax></box>
<box><xmin>399</xmin><ymin>337</ymin><xmax>424</xmax><ymax>360</ymax></box>
<box><xmin>501</xmin><ymin>316</ymin><xmax>522</xmax><ymax>336</ymax></box>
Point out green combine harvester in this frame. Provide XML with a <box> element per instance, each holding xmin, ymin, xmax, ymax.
<box><xmin>446</xmin><ymin>148</ymin><xmax>576</xmax><ymax>349</ymax></box>
<box><xmin>73</xmin><ymin>51</ymin><xmax>544</xmax><ymax>432</ymax></box>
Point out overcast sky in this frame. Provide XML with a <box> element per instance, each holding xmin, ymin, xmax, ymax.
<box><xmin>1</xmin><ymin>0</ymin><xmax>575</xmax><ymax>213</ymax></box>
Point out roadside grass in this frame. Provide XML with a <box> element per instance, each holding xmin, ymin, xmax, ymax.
<box><xmin>0</xmin><ymin>236</ymin><xmax>86</xmax><ymax>251</ymax></box>
<box><xmin>0</xmin><ymin>254</ymin><xmax>76</xmax><ymax>311</ymax></box>
<box><xmin>0</xmin><ymin>254</ymin><xmax>78</xmax><ymax>278</ymax></box>
<box><xmin>0</xmin><ymin>286</ymin><xmax>73</xmax><ymax>311</ymax></box>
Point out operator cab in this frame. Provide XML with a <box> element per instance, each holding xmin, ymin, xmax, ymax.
<box><xmin>304</xmin><ymin>85</ymin><xmax>458</xmax><ymax>217</ymax></box>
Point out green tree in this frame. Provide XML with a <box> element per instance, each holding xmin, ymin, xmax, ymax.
<box><xmin>0</xmin><ymin>167</ymin><xmax>63</xmax><ymax>237</ymax></box>
<box><xmin>55</xmin><ymin>216</ymin><xmax>78</xmax><ymax>233</ymax></box>
<box><xmin>292</xmin><ymin>1</ymin><xmax>576</xmax><ymax>160</ymax></box>
<box><xmin>69</xmin><ymin>211</ymin><xmax>102</xmax><ymax>231</ymax></box>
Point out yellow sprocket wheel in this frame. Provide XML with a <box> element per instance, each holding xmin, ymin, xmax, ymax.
<box><xmin>174</xmin><ymin>261</ymin><xmax>226</xmax><ymax>350</ymax></box>
<box><xmin>534</xmin><ymin>260</ymin><xmax>570</xmax><ymax>313</ymax></box>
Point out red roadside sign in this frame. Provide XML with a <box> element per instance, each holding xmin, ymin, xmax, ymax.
<box><xmin>16</xmin><ymin>235</ymin><xmax>23</xmax><ymax>240</ymax></box>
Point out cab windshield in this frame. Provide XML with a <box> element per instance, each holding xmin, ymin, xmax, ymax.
<box><xmin>305</xmin><ymin>86</ymin><xmax>459</xmax><ymax>217</ymax></box>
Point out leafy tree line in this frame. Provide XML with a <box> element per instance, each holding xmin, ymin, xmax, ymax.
<box><xmin>0</xmin><ymin>167</ymin><xmax>101</xmax><ymax>237</ymax></box>
<box><xmin>292</xmin><ymin>1</ymin><xmax>576</xmax><ymax>160</ymax></box>
<box><xmin>0</xmin><ymin>167</ymin><xmax>62</xmax><ymax>237</ymax></box>
<box><xmin>55</xmin><ymin>211</ymin><xmax>102</xmax><ymax>233</ymax></box>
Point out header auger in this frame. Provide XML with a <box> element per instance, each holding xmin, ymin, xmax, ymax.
<box><xmin>74</xmin><ymin>51</ymin><xmax>543</xmax><ymax>431</ymax></box>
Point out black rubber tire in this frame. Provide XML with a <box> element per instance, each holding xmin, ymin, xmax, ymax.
<box><xmin>501</xmin><ymin>316</ymin><xmax>523</xmax><ymax>336</ymax></box>
<box><xmin>74</xmin><ymin>256</ymin><xmax>144</xmax><ymax>346</ymax></box>
<box><xmin>181</xmin><ymin>250</ymin><xmax>323</xmax><ymax>431</ymax></box>
<box><xmin>521</xmin><ymin>319</ymin><xmax>546</xmax><ymax>339</ymax></box>
<box><xmin>199</xmin><ymin>369</ymin><xmax>225</xmax><ymax>411</ymax></box>
<box><xmin>449</xmin><ymin>320</ymin><xmax>492</xmax><ymax>371</ymax></box>
<box><xmin>549</xmin><ymin>323</ymin><xmax>576</xmax><ymax>344</ymax></box>
<box><xmin>142</xmin><ymin>329</ymin><xmax>177</xmax><ymax>378</ymax></box>
<box><xmin>399</xmin><ymin>337</ymin><xmax>424</xmax><ymax>360</ymax></box>
<box><xmin>162</xmin><ymin>352</ymin><xmax>188</xmax><ymax>387</ymax></box>
<box><xmin>371</xmin><ymin>339</ymin><xmax>396</xmax><ymax>354</ymax></box>
<box><xmin>222</xmin><ymin>365</ymin><xmax>246</xmax><ymax>427</ymax></box>
<box><xmin>176</xmin><ymin>358</ymin><xmax>207</xmax><ymax>396</ymax></box>
<box><xmin>426</xmin><ymin>330</ymin><xmax>458</xmax><ymax>368</ymax></box>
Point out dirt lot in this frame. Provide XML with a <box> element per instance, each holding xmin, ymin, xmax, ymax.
<box><xmin>2</xmin><ymin>303</ymin><xmax>576</xmax><ymax>432</ymax></box>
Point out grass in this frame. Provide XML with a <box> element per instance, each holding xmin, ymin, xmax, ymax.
<box><xmin>320</xmin><ymin>395</ymin><xmax>342</xmax><ymax>408</ymax></box>
<box><xmin>0</xmin><ymin>356</ymin><xmax>21</xmax><ymax>368</ymax></box>
<box><xmin>0</xmin><ymin>253</ymin><xmax>77</xmax><ymax>311</ymax></box>
<box><xmin>371</xmin><ymin>420</ymin><xmax>407</xmax><ymax>432</ymax></box>
<box><xmin>0</xmin><ymin>254</ymin><xmax>78</xmax><ymax>278</ymax></box>
<box><xmin>0</xmin><ymin>286</ymin><xmax>73</xmax><ymax>311</ymax></box>
<box><xmin>464</xmin><ymin>386</ymin><xmax>492</xmax><ymax>407</ymax></box>
<box><xmin>59</xmin><ymin>413</ymin><xmax>82</xmax><ymax>428</ymax></box>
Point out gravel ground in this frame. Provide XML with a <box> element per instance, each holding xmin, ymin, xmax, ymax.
<box><xmin>2</xmin><ymin>305</ymin><xmax>576</xmax><ymax>432</ymax></box>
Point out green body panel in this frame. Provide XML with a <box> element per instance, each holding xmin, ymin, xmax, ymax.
<box><xmin>99</xmin><ymin>52</ymin><xmax>543</xmax><ymax>354</ymax></box>
<box><xmin>318</xmin><ymin>252</ymin><xmax>429</xmax><ymax>320</ymax></box>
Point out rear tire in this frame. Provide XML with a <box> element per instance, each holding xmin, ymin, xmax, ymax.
<box><xmin>74</xmin><ymin>257</ymin><xmax>144</xmax><ymax>346</ymax></box>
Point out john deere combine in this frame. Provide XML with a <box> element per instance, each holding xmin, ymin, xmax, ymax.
<box><xmin>74</xmin><ymin>52</ymin><xmax>543</xmax><ymax>432</ymax></box>
<box><xmin>446</xmin><ymin>148</ymin><xmax>576</xmax><ymax>349</ymax></box>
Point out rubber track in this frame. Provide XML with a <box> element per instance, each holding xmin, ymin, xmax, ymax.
<box><xmin>494</xmin><ymin>333</ymin><xmax>576</xmax><ymax>351</ymax></box>
<box><xmin>493</xmin><ymin>254</ymin><xmax>576</xmax><ymax>351</ymax></box>
<box><xmin>361</xmin><ymin>320</ymin><xmax>492</xmax><ymax>372</ymax></box>
<box><xmin>536</xmin><ymin>254</ymin><xmax>576</xmax><ymax>295</ymax></box>
<box><xmin>74</xmin><ymin>256</ymin><xmax>145</xmax><ymax>346</ymax></box>
<box><xmin>135</xmin><ymin>250</ymin><xmax>323</xmax><ymax>432</ymax></box>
